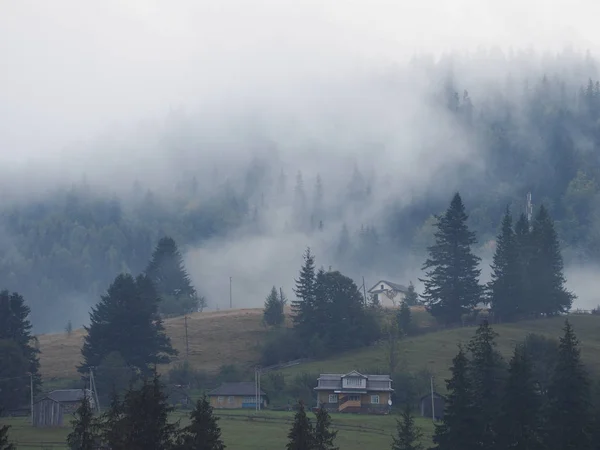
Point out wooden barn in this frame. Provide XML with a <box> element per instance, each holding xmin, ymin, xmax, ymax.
<box><xmin>33</xmin><ymin>397</ymin><xmax>64</xmax><ymax>427</ymax></box>
<box><xmin>419</xmin><ymin>392</ymin><xmax>445</xmax><ymax>421</ymax></box>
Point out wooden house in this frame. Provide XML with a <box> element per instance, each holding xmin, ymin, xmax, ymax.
<box><xmin>419</xmin><ymin>391</ymin><xmax>445</xmax><ymax>421</ymax></box>
<box><xmin>368</xmin><ymin>280</ymin><xmax>409</xmax><ymax>307</ymax></box>
<box><xmin>207</xmin><ymin>382</ymin><xmax>267</xmax><ymax>409</ymax></box>
<box><xmin>46</xmin><ymin>389</ymin><xmax>95</xmax><ymax>414</ymax></box>
<box><xmin>314</xmin><ymin>370</ymin><xmax>393</xmax><ymax>414</ymax></box>
<box><xmin>33</xmin><ymin>397</ymin><xmax>63</xmax><ymax>427</ymax></box>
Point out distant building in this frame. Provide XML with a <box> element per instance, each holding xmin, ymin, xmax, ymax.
<box><xmin>419</xmin><ymin>391</ymin><xmax>445</xmax><ymax>421</ymax></box>
<box><xmin>207</xmin><ymin>382</ymin><xmax>267</xmax><ymax>409</ymax></box>
<box><xmin>32</xmin><ymin>397</ymin><xmax>64</xmax><ymax>427</ymax></box>
<box><xmin>314</xmin><ymin>370</ymin><xmax>393</xmax><ymax>414</ymax></box>
<box><xmin>368</xmin><ymin>280</ymin><xmax>409</xmax><ymax>307</ymax></box>
<box><xmin>46</xmin><ymin>389</ymin><xmax>96</xmax><ymax>414</ymax></box>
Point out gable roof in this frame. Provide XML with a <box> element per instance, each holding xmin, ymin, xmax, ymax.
<box><xmin>419</xmin><ymin>392</ymin><xmax>446</xmax><ymax>401</ymax></box>
<box><xmin>341</xmin><ymin>370</ymin><xmax>367</xmax><ymax>378</ymax></box>
<box><xmin>368</xmin><ymin>280</ymin><xmax>409</xmax><ymax>293</ymax></box>
<box><xmin>47</xmin><ymin>389</ymin><xmax>94</xmax><ymax>403</ymax></box>
<box><xmin>207</xmin><ymin>382</ymin><xmax>266</xmax><ymax>397</ymax></box>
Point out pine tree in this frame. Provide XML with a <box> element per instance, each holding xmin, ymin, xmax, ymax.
<box><xmin>0</xmin><ymin>291</ymin><xmax>41</xmax><ymax>408</ymax></box>
<box><xmin>488</xmin><ymin>208</ymin><xmax>524</xmax><ymax>321</ymax></box>
<box><xmin>313</xmin><ymin>407</ymin><xmax>338</xmax><ymax>450</ymax></box>
<box><xmin>529</xmin><ymin>205</ymin><xmax>575</xmax><ymax>316</ymax></box>
<box><xmin>146</xmin><ymin>236</ymin><xmax>201</xmax><ymax>316</ymax></box>
<box><xmin>177</xmin><ymin>394</ymin><xmax>225</xmax><ymax>450</ymax></box>
<box><xmin>79</xmin><ymin>273</ymin><xmax>177</xmax><ymax>376</ymax></box>
<box><xmin>263</xmin><ymin>286</ymin><xmax>285</xmax><ymax>327</ymax></box>
<box><xmin>543</xmin><ymin>320</ymin><xmax>592</xmax><ymax>450</ymax></box>
<box><xmin>496</xmin><ymin>344</ymin><xmax>542</xmax><ymax>450</ymax></box>
<box><xmin>286</xmin><ymin>401</ymin><xmax>314</xmax><ymax>450</ymax></box>
<box><xmin>0</xmin><ymin>410</ymin><xmax>14</xmax><ymax>450</ymax></box>
<box><xmin>292</xmin><ymin>248</ymin><xmax>317</xmax><ymax>338</ymax></box>
<box><xmin>514</xmin><ymin>213</ymin><xmax>534</xmax><ymax>316</ymax></box>
<box><xmin>432</xmin><ymin>346</ymin><xmax>477</xmax><ymax>450</ymax></box>
<box><xmin>466</xmin><ymin>320</ymin><xmax>505</xmax><ymax>450</ymax></box>
<box><xmin>67</xmin><ymin>392</ymin><xmax>99</xmax><ymax>450</ymax></box>
<box><xmin>392</xmin><ymin>404</ymin><xmax>423</xmax><ymax>450</ymax></box>
<box><xmin>397</xmin><ymin>302</ymin><xmax>412</xmax><ymax>336</ymax></box>
<box><xmin>419</xmin><ymin>193</ymin><xmax>483</xmax><ymax>325</ymax></box>
<box><xmin>404</xmin><ymin>282</ymin><xmax>419</xmax><ymax>307</ymax></box>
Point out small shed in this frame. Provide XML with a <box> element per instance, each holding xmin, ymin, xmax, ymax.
<box><xmin>419</xmin><ymin>392</ymin><xmax>445</xmax><ymax>421</ymax></box>
<box><xmin>33</xmin><ymin>397</ymin><xmax>64</xmax><ymax>427</ymax></box>
<box><xmin>47</xmin><ymin>389</ymin><xmax>95</xmax><ymax>414</ymax></box>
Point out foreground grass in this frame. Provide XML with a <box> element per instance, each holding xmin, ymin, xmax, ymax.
<box><xmin>1</xmin><ymin>410</ymin><xmax>435</xmax><ymax>449</ymax></box>
<box><xmin>281</xmin><ymin>314</ymin><xmax>600</xmax><ymax>390</ymax></box>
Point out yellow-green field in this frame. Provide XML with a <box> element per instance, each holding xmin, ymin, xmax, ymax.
<box><xmin>1</xmin><ymin>410</ymin><xmax>435</xmax><ymax>449</ymax></box>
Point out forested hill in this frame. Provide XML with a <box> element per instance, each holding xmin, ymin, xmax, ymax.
<box><xmin>3</xmin><ymin>50</ymin><xmax>600</xmax><ymax>333</ymax></box>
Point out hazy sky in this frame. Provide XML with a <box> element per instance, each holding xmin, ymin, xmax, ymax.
<box><xmin>1</xmin><ymin>0</ymin><xmax>599</xmax><ymax>165</ymax></box>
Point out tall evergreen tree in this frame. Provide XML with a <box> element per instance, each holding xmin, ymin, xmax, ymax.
<box><xmin>543</xmin><ymin>320</ymin><xmax>592</xmax><ymax>450</ymax></box>
<box><xmin>529</xmin><ymin>205</ymin><xmax>575</xmax><ymax>315</ymax></box>
<box><xmin>397</xmin><ymin>301</ymin><xmax>412</xmax><ymax>336</ymax></box>
<box><xmin>467</xmin><ymin>320</ymin><xmax>505</xmax><ymax>450</ymax></box>
<box><xmin>177</xmin><ymin>394</ymin><xmax>225</xmax><ymax>450</ymax></box>
<box><xmin>514</xmin><ymin>213</ymin><xmax>534</xmax><ymax>316</ymax></box>
<box><xmin>496</xmin><ymin>344</ymin><xmax>542</xmax><ymax>450</ymax></box>
<box><xmin>420</xmin><ymin>193</ymin><xmax>483</xmax><ymax>324</ymax></box>
<box><xmin>263</xmin><ymin>286</ymin><xmax>285</xmax><ymax>327</ymax></box>
<box><xmin>146</xmin><ymin>236</ymin><xmax>202</xmax><ymax>316</ymax></box>
<box><xmin>0</xmin><ymin>410</ymin><xmax>14</xmax><ymax>450</ymax></box>
<box><xmin>432</xmin><ymin>345</ymin><xmax>477</xmax><ymax>450</ymax></box>
<box><xmin>292</xmin><ymin>248</ymin><xmax>317</xmax><ymax>338</ymax></box>
<box><xmin>0</xmin><ymin>291</ymin><xmax>41</xmax><ymax>408</ymax></box>
<box><xmin>313</xmin><ymin>407</ymin><xmax>338</xmax><ymax>450</ymax></box>
<box><xmin>286</xmin><ymin>401</ymin><xmax>314</xmax><ymax>450</ymax></box>
<box><xmin>392</xmin><ymin>404</ymin><xmax>423</xmax><ymax>450</ymax></box>
<box><xmin>404</xmin><ymin>282</ymin><xmax>419</xmax><ymax>307</ymax></box>
<box><xmin>488</xmin><ymin>208</ymin><xmax>524</xmax><ymax>321</ymax></box>
<box><xmin>67</xmin><ymin>392</ymin><xmax>100</xmax><ymax>450</ymax></box>
<box><xmin>79</xmin><ymin>273</ymin><xmax>177</xmax><ymax>376</ymax></box>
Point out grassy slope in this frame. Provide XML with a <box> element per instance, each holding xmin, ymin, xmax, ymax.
<box><xmin>1</xmin><ymin>410</ymin><xmax>435</xmax><ymax>450</ymax></box>
<box><xmin>281</xmin><ymin>314</ymin><xmax>600</xmax><ymax>389</ymax></box>
<box><xmin>38</xmin><ymin>308</ymin><xmax>271</xmax><ymax>379</ymax></box>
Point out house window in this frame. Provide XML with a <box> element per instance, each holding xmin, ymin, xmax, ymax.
<box><xmin>217</xmin><ymin>396</ymin><xmax>224</xmax><ymax>403</ymax></box>
<box><xmin>228</xmin><ymin>396</ymin><xmax>235</xmax><ymax>404</ymax></box>
<box><xmin>328</xmin><ymin>394</ymin><xmax>338</xmax><ymax>403</ymax></box>
<box><xmin>343</xmin><ymin>377</ymin><xmax>364</xmax><ymax>388</ymax></box>
<box><xmin>381</xmin><ymin>284</ymin><xmax>384</xmax><ymax>290</ymax></box>
<box><xmin>349</xmin><ymin>395</ymin><xmax>360</xmax><ymax>402</ymax></box>
<box><xmin>243</xmin><ymin>397</ymin><xmax>256</xmax><ymax>403</ymax></box>
<box><xmin>371</xmin><ymin>395</ymin><xmax>380</xmax><ymax>404</ymax></box>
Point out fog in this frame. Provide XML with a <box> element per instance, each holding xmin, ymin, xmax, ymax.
<box><xmin>1</xmin><ymin>1</ymin><xmax>600</xmax><ymax>329</ymax></box>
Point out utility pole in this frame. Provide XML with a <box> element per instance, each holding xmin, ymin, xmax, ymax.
<box><xmin>90</xmin><ymin>368</ymin><xmax>100</xmax><ymax>412</ymax></box>
<box><xmin>430</xmin><ymin>376</ymin><xmax>435</xmax><ymax>422</ymax></box>
<box><xmin>30</xmin><ymin>373</ymin><xmax>33</xmax><ymax>425</ymax></box>
<box><xmin>229</xmin><ymin>277</ymin><xmax>233</xmax><ymax>309</ymax></box>
<box><xmin>184</xmin><ymin>315</ymin><xmax>190</xmax><ymax>360</ymax></box>
<box><xmin>362</xmin><ymin>276</ymin><xmax>368</xmax><ymax>305</ymax></box>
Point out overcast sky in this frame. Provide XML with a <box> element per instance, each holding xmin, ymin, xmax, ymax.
<box><xmin>1</xmin><ymin>0</ymin><xmax>599</xmax><ymax>165</ymax></box>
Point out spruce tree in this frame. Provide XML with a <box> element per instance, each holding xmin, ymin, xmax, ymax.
<box><xmin>543</xmin><ymin>320</ymin><xmax>592</xmax><ymax>450</ymax></box>
<box><xmin>488</xmin><ymin>208</ymin><xmax>523</xmax><ymax>321</ymax></box>
<box><xmin>263</xmin><ymin>286</ymin><xmax>285</xmax><ymax>327</ymax></box>
<box><xmin>146</xmin><ymin>236</ymin><xmax>201</xmax><ymax>315</ymax></box>
<box><xmin>397</xmin><ymin>302</ymin><xmax>412</xmax><ymax>336</ymax></box>
<box><xmin>404</xmin><ymin>282</ymin><xmax>419</xmax><ymax>307</ymax></box>
<box><xmin>529</xmin><ymin>205</ymin><xmax>575</xmax><ymax>316</ymax></box>
<box><xmin>420</xmin><ymin>193</ymin><xmax>483</xmax><ymax>325</ymax></box>
<box><xmin>177</xmin><ymin>394</ymin><xmax>225</xmax><ymax>450</ymax></box>
<box><xmin>286</xmin><ymin>401</ymin><xmax>314</xmax><ymax>450</ymax></box>
<box><xmin>0</xmin><ymin>291</ymin><xmax>41</xmax><ymax>408</ymax></box>
<box><xmin>432</xmin><ymin>346</ymin><xmax>477</xmax><ymax>450</ymax></box>
<box><xmin>313</xmin><ymin>407</ymin><xmax>338</xmax><ymax>450</ymax></box>
<box><xmin>514</xmin><ymin>213</ymin><xmax>534</xmax><ymax>317</ymax></box>
<box><xmin>67</xmin><ymin>393</ymin><xmax>99</xmax><ymax>450</ymax></box>
<box><xmin>79</xmin><ymin>273</ymin><xmax>176</xmax><ymax>376</ymax></box>
<box><xmin>466</xmin><ymin>320</ymin><xmax>505</xmax><ymax>450</ymax></box>
<box><xmin>392</xmin><ymin>404</ymin><xmax>423</xmax><ymax>450</ymax></box>
<box><xmin>0</xmin><ymin>410</ymin><xmax>14</xmax><ymax>450</ymax></box>
<box><xmin>496</xmin><ymin>344</ymin><xmax>542</xmax><ymax>450</ymax></box>
<box><xmin>292</xmin><ymin>248</ymin><xmax>317</xmax><ymax>338</ymax></box>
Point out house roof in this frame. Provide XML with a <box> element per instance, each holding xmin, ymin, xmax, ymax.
<box><xmin>419</xmin><ymin>392</ymin><xmax>446</xmax><ymax>401</ymax></box>
<box><xmin>207</xmin><ymin>382</ymin><xmax>266</xmax><ymax>397</ymax></box>
<box><xmin>341</xmin><ymin>370</ymin><xmax>367</xmax><ymax>379</ymax></box>
<box><xmin>367</xmin><ymin>280</ymin><xmax>409</xmax><ymax>293</ymax></box>
<box><xmin>47</xmin><ymin>389</ymin><xmax>94</xmax><ymax>404</ymax></box>
<box><xmin>315</xmin><ymin>372</ymin><xmax>393</xmax><ymax>392</ymax></box>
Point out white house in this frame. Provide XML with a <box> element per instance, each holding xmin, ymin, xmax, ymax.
<box><xmin>367</xmin><ymin>280</ymin><xmax>409</xmax><ymax>307</ymax></box>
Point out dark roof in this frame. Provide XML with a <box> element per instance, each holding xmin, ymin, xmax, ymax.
<box><xmin>368</xmin><ymin>280</ymin><xmax>409</xmax><ymax>293</ymax></box>
<box><xmin>419</xmin><ymin>392</ymin><xmax>446</xmax><ymax>401</ymax></box>
<box><xmin>47</xmin><ymin>389</ymin><xmax>94</xmax><ymax>403</ymax></box>
<box><xmin>208</xmin><ymin>382</ymin><xmax>266</xmax><ymax>397</ymax></box>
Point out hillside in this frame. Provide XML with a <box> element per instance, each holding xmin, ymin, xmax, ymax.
<box><xmin>280</xmin><ymin>314</ymin><xmax>600</xmax><ymax>389</ymax></box>
<box><xmin>38</xmin><ymin>308</ymin><xmax>271</xmax><ymax>379</ymax></box>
